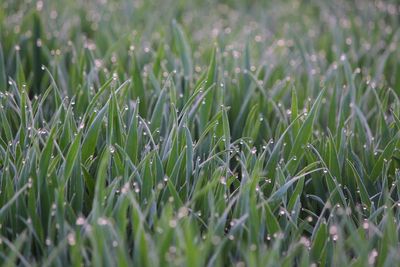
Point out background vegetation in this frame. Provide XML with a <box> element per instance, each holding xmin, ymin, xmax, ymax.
<box><xmin>0</xmin><ymin>0</ymin><xmax>400</xmax><ymax>266</ymax></box>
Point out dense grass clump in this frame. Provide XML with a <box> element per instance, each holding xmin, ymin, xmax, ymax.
<box><xmin>1</xmin><ymin>0</ymin><xmax>400</xmax><ymax>266</ymax></box>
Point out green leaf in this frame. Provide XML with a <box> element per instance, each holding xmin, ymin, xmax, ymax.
<box><xmin>172</xmin><ymin>20</ymin><xmax>193</xmax><ymax>80</ymax></box>
<box><xmin>199</xmin><ymin>47</ymin><xmax>217</xmax><ymax>131</ymax></box>
<box><xmin>82</xmin><ymin>105</ymin><xmax>107</xmax><ymax>162</ymax></box>
<box><xmin>63</xmin><ymin>132</ymin><xmax>82</xmax><ymax>182</ymax></box>
<box><xmin>132</xmin><ymin>54</ymin><xmax>147</xmax><ymax>116</ymax></box>
<box><xmin>287</xmin><ymin>88</ymin><xmax>326</xmax><ymax>174</ymax></box>
<box><xmin>370</xmin><ymin>138</ymin><xmax>398</xmax><ymax>181</ymax></box>
<box><xmin>0</xmin><ymin>42</ymin><xmax>6</xmax><ymax>91</ymax></box>
<box><xmin>264</xmin><ymin>203</ymin><xmax>280</xmax><ymax>235</ymax></box>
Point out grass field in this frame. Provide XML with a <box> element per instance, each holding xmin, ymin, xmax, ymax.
<box><xmin>1</xmin><ymin>0</ymin><xmax>400</xmax><ymax>266</ymax></box>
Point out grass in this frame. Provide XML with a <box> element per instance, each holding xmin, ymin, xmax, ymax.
<box><xmin>0</xmin><ymin>0</ymin><xmax>400</xmax><ymax>266</ymax></box>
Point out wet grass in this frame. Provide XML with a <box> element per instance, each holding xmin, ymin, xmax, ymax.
<box><xmin>0</xmin><ymin>0</ymin><xmax>400</xmax><ymax>266</ymax></box>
